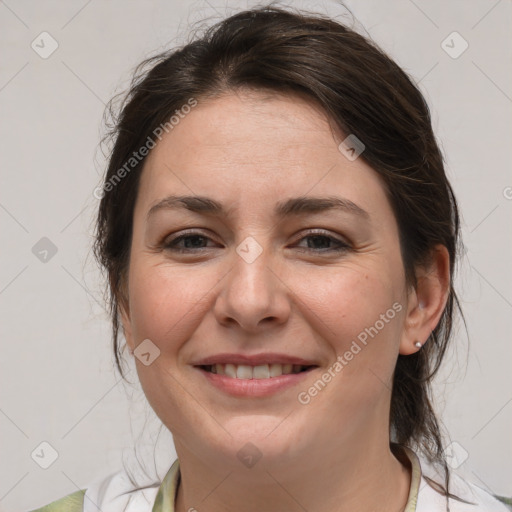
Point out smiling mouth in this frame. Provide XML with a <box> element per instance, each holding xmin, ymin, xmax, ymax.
<box><xmin>198</xmin><ymin>363</ymin><xmax>317</xmax><ymax>379</ymax></box>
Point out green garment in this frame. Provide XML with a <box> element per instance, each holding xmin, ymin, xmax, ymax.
<box><xmin>29</xmin><ymin>490</ymin><xmax>85</xmax><ymax>512</ymax></box>
<box><xmin>29</xmin><ymin>459</ymin><xmax>180</xmax><ymax>512</ymax></box>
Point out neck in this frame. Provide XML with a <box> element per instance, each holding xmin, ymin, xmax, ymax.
<box><xmin>173</xmin><ymin>437</ymin><xmax>411</xmax><ymax>512</ymax></box>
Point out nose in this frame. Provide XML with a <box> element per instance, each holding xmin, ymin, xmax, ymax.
<box><xmin>213</xmin><ymin>242</ymin><xmax>291</xmax><ymax>333</ymax></box>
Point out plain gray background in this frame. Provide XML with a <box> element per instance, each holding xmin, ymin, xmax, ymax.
<box><xmin>1</xmin><ymin>1</ymin><xmax>511</xmax><ymax>510</ymax></box>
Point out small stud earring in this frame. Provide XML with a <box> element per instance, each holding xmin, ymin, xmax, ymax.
<box><xmin>414</xmin><ymin>341</ymin><xmax>422</xmax><ymax>349</ymax></box>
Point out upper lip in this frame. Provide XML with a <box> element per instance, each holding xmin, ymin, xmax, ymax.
<box><xmin>192</xmin><ymin>353</ymin><xmax>318</xmax><ymax>366</ymax></box>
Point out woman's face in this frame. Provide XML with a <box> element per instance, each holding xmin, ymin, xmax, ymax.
<box><xmin>121</xmin><ymin>90</ymin><xmax>424</xmax><ymax>469</ymax></box>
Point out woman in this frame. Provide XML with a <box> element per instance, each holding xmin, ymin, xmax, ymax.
<box><xmin>30</xmin><ymin>5</ymin><xmax>511</xmax><ymax>512</ymax></box>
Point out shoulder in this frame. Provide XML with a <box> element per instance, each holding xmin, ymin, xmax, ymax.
<box><xmin>27</xmin><ymin>467</ymin><xmax>161</xmax><ymax>512</ymax></box>
<box><xmin>416</xmin><ymin>456</ymin><xmax>512</xmax><ymax>512</ymax></box>
<box><xmin>83</xmin><ymin>467</ymin><xmax>161</xmax><ymax>512</ymax></box>
<box><xmin>28</xmin><ymin>489</ymin><xmax>85</xmax><ymax>512</ymax></box>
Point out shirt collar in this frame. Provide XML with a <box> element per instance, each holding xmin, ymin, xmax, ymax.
<box><xmin>401</xmin><ymin>445</ymin><xmax>422</xmax><ymax>511</ymax></box>
<box><xmin>152</xmin><ymin>458</ymin><xmax>180</xmax><ymax>512</ymax></box>
<box><xmin>152</xmin><ymin>446</ymin><xmax>422</xmax><ymax>512</ymax></box>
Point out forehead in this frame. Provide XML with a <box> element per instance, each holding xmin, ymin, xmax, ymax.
<box><xmin>135</xmin><ymin>90</ymin><xmax>393</xmax><ymax>226</ymax></box>
<box><xmin>154</xmin><ymin>90</ymin><xmax>340</xmax><ymax>164</ymax></box>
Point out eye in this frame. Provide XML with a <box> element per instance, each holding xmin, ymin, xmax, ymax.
<box><xmin>162</xmin><ymin>229</ymin><xmax>350</xmax><ymax>254</ymax></box>
<box><xmin>293</xmin><ymin>231</ymin><xmax>350</xmax><ymax>253</ymax></box>
<box><xmin>162</xmin><ymin>230</ymin><xmax>217</xmax><ymax>253</ymax></box>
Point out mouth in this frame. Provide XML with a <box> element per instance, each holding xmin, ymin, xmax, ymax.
<box><xmin>197</xmin><ymin>363</ymin><xmax>317</xmax><ymax>379</ymax></box>
<box><xmin>193</xmin><ymin>357</ymin><xmax>319</xmax><ymax>397</ymax></box>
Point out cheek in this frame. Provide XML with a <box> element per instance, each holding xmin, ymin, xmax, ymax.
<box><xmin>127</xmin><ymin>261</ymin><xmax>217</xmax><ymax>349</ymax></box>
<box><xmin>297</xmin><ymin>265</ymin><xmax>401</xmax><ymax>345</ymax></box>
<box><xmin>126</xmin><ymin>262</ymin><xmax>217</xmax><ymax>435</ymax></box>
<box><xmin>297</xmin><ymin>268</ymin><xmax>404</xmax><ymax>419</ymax></box>
<box><xmin>293</xmin><ymin>263</ymin><xmax>405</xmax><ymax>404</ymax></box>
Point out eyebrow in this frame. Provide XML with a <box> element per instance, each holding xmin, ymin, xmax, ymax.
<box><xmin>146</xmin><ymin>195</ymin><xmax>370</xmax><ymax>221</ymax></box>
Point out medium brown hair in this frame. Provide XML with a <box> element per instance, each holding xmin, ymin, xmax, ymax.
<box><xmin>94</xmin><ymin>5</ymin><xmax>467</xmax><ymax>507</ymax></box>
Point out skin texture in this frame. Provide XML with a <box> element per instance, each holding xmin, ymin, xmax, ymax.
<box><xmin>120</xmin><ymin>89</ymin><xmax>450</xmax><ymax>512</ymax></box>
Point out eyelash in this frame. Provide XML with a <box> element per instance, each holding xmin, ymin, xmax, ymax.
<box><xmin>162</xmin><ymin>229</ymin><xmax>351</xmax><ymax>254</ymax></box>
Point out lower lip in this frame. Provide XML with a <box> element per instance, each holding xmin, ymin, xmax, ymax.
<box><xmin>196</xmin><ymin>367</ymin><xmax>315</xmax><ymax>397</ymax></box>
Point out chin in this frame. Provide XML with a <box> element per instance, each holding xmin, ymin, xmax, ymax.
<box><xmin>223</xmin><ymin>417</ymin><xmax>309</xmax><ymax>462</ymax></box>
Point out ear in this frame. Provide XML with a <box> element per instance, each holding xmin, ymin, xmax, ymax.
<box><xmin>399</xmin><ymin>244</ymin><xmax>450</xmax><ymax>355</ymax></box>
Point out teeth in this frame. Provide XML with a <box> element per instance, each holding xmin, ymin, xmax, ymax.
<box><xmin>206</xmin><ymin>363</ymin><xmax>309</xmax><ymax>379</ymax></box>
<box><xmin>224</xmin><ymin>364</ymin><xmax>237</xmax><ymax>378</ymax></box>
<box><xmin>269</xmin><ymin>363</ymin><xmax>283</xmax><ymax>377</ymax></box>
<box><xmin>253</xmin><ymin>364</ymin><xmax>270</xmax><ymax>379</ymax></box>
<box><xmin>236</xmin><ymin>365</ymin><xmax>253</xmax><ymax>379</ymax></box>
